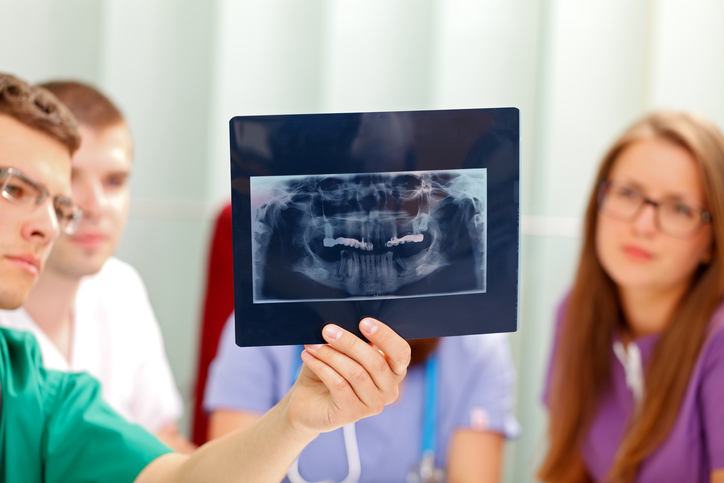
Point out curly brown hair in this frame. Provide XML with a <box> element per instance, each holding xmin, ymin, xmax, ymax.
<box><xmin>0</xmin><ymin>72</ymin><xmax>81</xmax><ymax>154</ymax></box>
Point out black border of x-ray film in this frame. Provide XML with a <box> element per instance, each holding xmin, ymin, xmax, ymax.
<box><xmin>230</xmin><ymin>107</ymin><xmax>520</xmax><ymax>347</ymax></box>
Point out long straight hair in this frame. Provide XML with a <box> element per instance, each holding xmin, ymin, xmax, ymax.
<box><xmin>538</xmin><ymin>111</ymin><xmax>724</xmax><ymax>483</ymax></box>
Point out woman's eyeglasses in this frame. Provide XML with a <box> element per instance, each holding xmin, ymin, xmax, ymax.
<box><xmin>1</xmin><ymin>167</ymin><xmax>83</xmax><ymax>235</ymax></box>
<box><xmin>597</xmin><ymin>180</ymin><xmax>711</xmax><ymax>239</ymax></box>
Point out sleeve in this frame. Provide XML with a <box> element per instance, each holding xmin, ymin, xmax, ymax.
<box><xmin>444</xmin><ymin>334</ymin><xmax>521</xmax><ymax>439</ymax></box>
<box><xmin>203</xmin><ymin>314</ymin><xmax>284</xmax><ymax>415</ymax></box>
<box><xmin>700</xmin><ymin>324</ymin><xmax>724</xmax><ymax>471</ymax></box>
<box><xmin>43</xmin><ymin>371</ymin><xmax>172</xmax><ymax>483</ymax></box>
<box><xmin>121</xmin><ymin>263</ymin><xmax>184</xmax><ymax>433</ymax></box>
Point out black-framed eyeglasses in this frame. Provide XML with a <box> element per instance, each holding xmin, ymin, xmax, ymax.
<box><xmin>0</xmin><ymin>167</ymin><xmax>83</xmax><ymax>235</ymax></box>
<box><xmin>597</xmin><ymin>180</ymin><xmax>712</xmax><ymax>239</ymax></box>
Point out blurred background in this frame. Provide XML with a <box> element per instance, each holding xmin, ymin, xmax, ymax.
<box><xmin>2</xmin><ymin>0</ymin><xmax>723</xmax><ymax>480</ymax></box>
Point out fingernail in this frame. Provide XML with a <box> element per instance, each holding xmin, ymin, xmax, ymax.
<box><xmin>323</xmin><ymin>324</ymin><xmax>343</xmax><ymax>340</ymax></box>
<box><xmin>305</xmin><ymin>344</ymin><xmax>323</xmax><ymax>351</ymax></box>
<box><xmin>360</xmin><ymin>318</ymin><xmax>378</xmax><ymax>335</ymax></box>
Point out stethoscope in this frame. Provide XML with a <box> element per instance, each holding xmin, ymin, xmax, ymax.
<box><xmin>286</xmin><ymin>345</ymin><xmax>444</xmax><ymax>483</ymax></box>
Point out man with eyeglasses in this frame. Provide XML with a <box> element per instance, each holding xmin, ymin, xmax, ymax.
<box><xmin>0</xmin><ymin>72</ymin><xmax>410</xmax><ymax>482</ymax></box>
<box><xmin>0</xmin><ymin>81</ymin><xmax>193</xmax><ymax>453</ymax></box>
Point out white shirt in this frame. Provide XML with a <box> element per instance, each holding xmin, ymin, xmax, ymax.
<box><xmin>0</xmin><ymin>257</ymin><xmax>183</xmax><ymax>433</ymax></box>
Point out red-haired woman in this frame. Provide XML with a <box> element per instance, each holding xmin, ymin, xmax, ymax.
<box><xmin>539</xmin><ymin>111</ymin><xmax>724</xmax><ymax>483</ymax></box>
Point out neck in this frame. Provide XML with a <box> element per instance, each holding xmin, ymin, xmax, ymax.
<box><xmin>618</xmin><ymin>282</ymin><xmax>690</xmax><ymax>339</ymax></box>
<box><xmin>23</xmin><ymin>268</ymin><xmax>81</xmax><ymax>362</ymax></box>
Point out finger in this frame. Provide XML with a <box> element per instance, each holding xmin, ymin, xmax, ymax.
<box><xmin>304</xmin><ymin>341</ymin><xmax>388</xmax><ymax>410</ymax></box>
<box><xmin>299</xmin><ymin>349</ymin><xmax>383</xmax><ymax>421</ymax></box>
<box><xmin>315</xmin><ymin>322</ymin><xmax>406</xmax><ymax>403</ymax></box>
<box><xmin>357</xmin><ymin>318</ymin><xmax>411</xmax><ymax>377</ymax></box>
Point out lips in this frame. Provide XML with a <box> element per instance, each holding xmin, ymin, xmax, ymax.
<box><xmin>6</xmin><ymin>254</ymin><xmax>41</xmax><ymax>276</ymax></box>
<box><xmin>622</xmin><ymin>244</ymin><xmax>653</xmax><ymax>261</ymax></box>
<box><xmin>70</xmin><ymin>233</ymin><xmax>108</xmax><ymax>248</ymax></box>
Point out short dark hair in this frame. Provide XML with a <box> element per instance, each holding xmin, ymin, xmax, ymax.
<box><xmin>40</xmin><ymin>80</ymin><xmax>125</xmax><ymax>130</ymax></box>
<box><xmin>0</xmin><ymin>73</ymin><xmax>81</xmax><ymax>154</ymax></box>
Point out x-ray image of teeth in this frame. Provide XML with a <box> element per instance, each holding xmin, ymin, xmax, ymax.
<box><xmin>250</xmin><ymin>169</ymin><xmax>487</xmax><ymax>303</ymax></box>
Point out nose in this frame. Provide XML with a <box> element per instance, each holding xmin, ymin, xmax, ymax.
<box><xmin>75</xmin><ymin>178</ymin><xmax>108</xmax><ymax>220</ymax></box>
<box><xmin>21</xmin><ymin>197</ymin><xmax>61</xmax><ymax>243</ymax></box>
<box><xmin>632</xmin><ymin>201</ymin><xmax>658</xmax><ymax>235</ymax></box>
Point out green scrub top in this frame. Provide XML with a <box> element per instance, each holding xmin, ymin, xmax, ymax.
<box><xmin>0</xmin><ymin>327</ymin><xmax>172</xmax><ymax>482</ymax></box>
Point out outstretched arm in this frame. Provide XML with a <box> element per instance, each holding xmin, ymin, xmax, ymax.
<box><xmin>135</xmin><ymin>318</ymin><xmax>410</xmax><ymax>483</ymax></box>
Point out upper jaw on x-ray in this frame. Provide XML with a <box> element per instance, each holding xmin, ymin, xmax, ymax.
<box><xmin>251</xmin><ymin>169</ymin><xmax>487</xmax><ymax>303</ymax></box>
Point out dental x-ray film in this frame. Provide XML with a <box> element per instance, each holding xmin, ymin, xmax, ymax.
<box><xmin>230</xmin><ymin>107</ymin><xmax>519</xmax><ymax>346</ymax></box>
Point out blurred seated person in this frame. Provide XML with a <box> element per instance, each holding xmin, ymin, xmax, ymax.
<box><xmin>538</xmin><ymin>111</ymin><xmax>724</xmax><ymax>482</ymax></box>
<box><xmin>205</xmin><ymin>313</ymin><xmax>520</xmax><ymax>483</ymax></box>
<box><xmin>0</xmin><ymin>80</ymin><xmax>192</xmax><ymax>452</ymax></box>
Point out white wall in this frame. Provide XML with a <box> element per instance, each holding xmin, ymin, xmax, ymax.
<box><xmin>2</xmin><ymin>1</ymin><xmax>724</xmax><ymax>480</ymax></box>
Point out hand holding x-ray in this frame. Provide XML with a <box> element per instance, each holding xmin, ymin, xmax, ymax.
<box><xmin>284</xmin><ymin>317</ymin><xmax>411</xmax><ymax>434</ymax></box>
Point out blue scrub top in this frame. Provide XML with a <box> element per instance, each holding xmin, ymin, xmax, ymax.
<box><xmin>205</xmin><ymin>315</ymin><xmax>520</xmax><ymax>483</ymax></box>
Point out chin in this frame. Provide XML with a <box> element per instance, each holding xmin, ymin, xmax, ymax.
<box><xmin>76</xmin><ymin>258</ymin><xmax>107</xmax><ymax>277</ymax></box>
<box><xmin>48</xmin><ymin>256</ymin><xmax>106</xmax><ymax>278</ymax></box>
<box><xmin>0</xmin><ymin>284</ymin><xmax>33</xmax><ymax>310</ymax></box>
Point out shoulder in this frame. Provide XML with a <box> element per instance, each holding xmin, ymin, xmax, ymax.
<box><xmin>42</xmin><ymin>370</ymin><xmax>171</xmax><ymax>481</ymax></box>
<box><xmin>703</xmin><ymin>300</ymin><xmax>724</xmax><ymax>351</ymax></box>
<box><xmin>437</xmin><ymin>334</ymin><xmax>515</xmax><ymax>383</ymax></box>
<box><xmin>707</xmin><ymin>300</ymin><xmax>724</xmax><ymax>335</ymax></box>
<box><xmin>701</xmin><ymin>301</ymin><xmax>724</xmax><ymax>367</ymax></box>
<box><xmin>0</xmin><ymin>327</ymin><xmax>43</xmax><ymax>366</ymax></box>
<box><xmin>440</xmin><ymin>333</ymin><xmax>510</xmax><ymax>362</ymax></box>
<box><xmin>79</xmin><ymin>257</ymin><xmax>151</xmax><ymax>314</ymax></box>
<box><xmin>89</xmin><ymin>257</ymin><xmax>145</xmax><ymax>289</ymax></box>
<box><xmin>78</xmin><ymin>257</ymin><xmax>149</xmax><ymax>312</ymax></box>
<box><xmin>77</xmin><ymin>258</ymin><xmax>158</xmax><ymax>344</ymax></box>
<box><xmin>0</xmin><ymin>330</ymin><xmax>97</xmax><ymax>407</ymax></box>
<box><xmin>685</xmin><ymin>300</ymin><xmax>724</xmax><ymax>390</ymax></box>
<box><xmin>0</xmin><ymin>328</ymin><xmax>76</xmax><ymax>414</ymax></box>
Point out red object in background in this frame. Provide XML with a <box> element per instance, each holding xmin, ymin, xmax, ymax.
<box><xmin>192</xmin><ymin>203</ymin><xmax>234</xmax><ymax>445</ymax></box>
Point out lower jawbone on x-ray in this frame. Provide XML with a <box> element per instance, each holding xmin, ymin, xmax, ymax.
<box><xmin>250</xmin><ymin>169</ymin><xmax>487</xmax><ymax>303</ymax></box>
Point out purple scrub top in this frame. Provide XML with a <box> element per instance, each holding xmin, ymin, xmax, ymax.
<box><xmin>205</xmin><ymin>315</ymin><xmax>520</xmax><ymax>483</ymax></box>
<box><xmin>545</xmin><ymin>297</ymin><xmax>724</xmax><ymax>482</ymax></box>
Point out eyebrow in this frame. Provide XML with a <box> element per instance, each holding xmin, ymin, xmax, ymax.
<box><xmin>106</xmin><ymin>170</ymin><xmax>130</xmax><ymax>177</ymax></box>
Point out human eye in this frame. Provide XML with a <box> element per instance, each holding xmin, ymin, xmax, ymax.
<box><xmin>614</xmin><ymin>185</ymin><xmax>640</xmax><ymax>200</ymax></box>
<box><xmin>53</xmin><ymin>198</ymin><xmax>79</xmax><ymax>225</ymax></box>
<box><xmin>665</xmin><ymin>202</ymin><xmax>696</xmax><ymax>220</ymax></box>
<box><xmin>608</xmin><ymin>185</ymin><xmax>641</xmax><ymax>208</ymax></box>
<box><xmin>3</xmin><ymin>175</ymin><xmax>39</xmax><ymax>205</ymax></box>
<box><xmin>54</xmin><ymin>203</ymin><xmax>71</xmax><ymax>223</ymax></box>
<box><xmin>104</xmin><ymin>173</ymin><xmax>128</xmax><ymax>190</ymax></box>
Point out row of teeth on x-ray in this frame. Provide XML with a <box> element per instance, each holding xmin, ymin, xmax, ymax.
<box><xmin>322</xmin><ymin>214</ymin><xmax>429</xmax><ymax>251</ymax></box>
